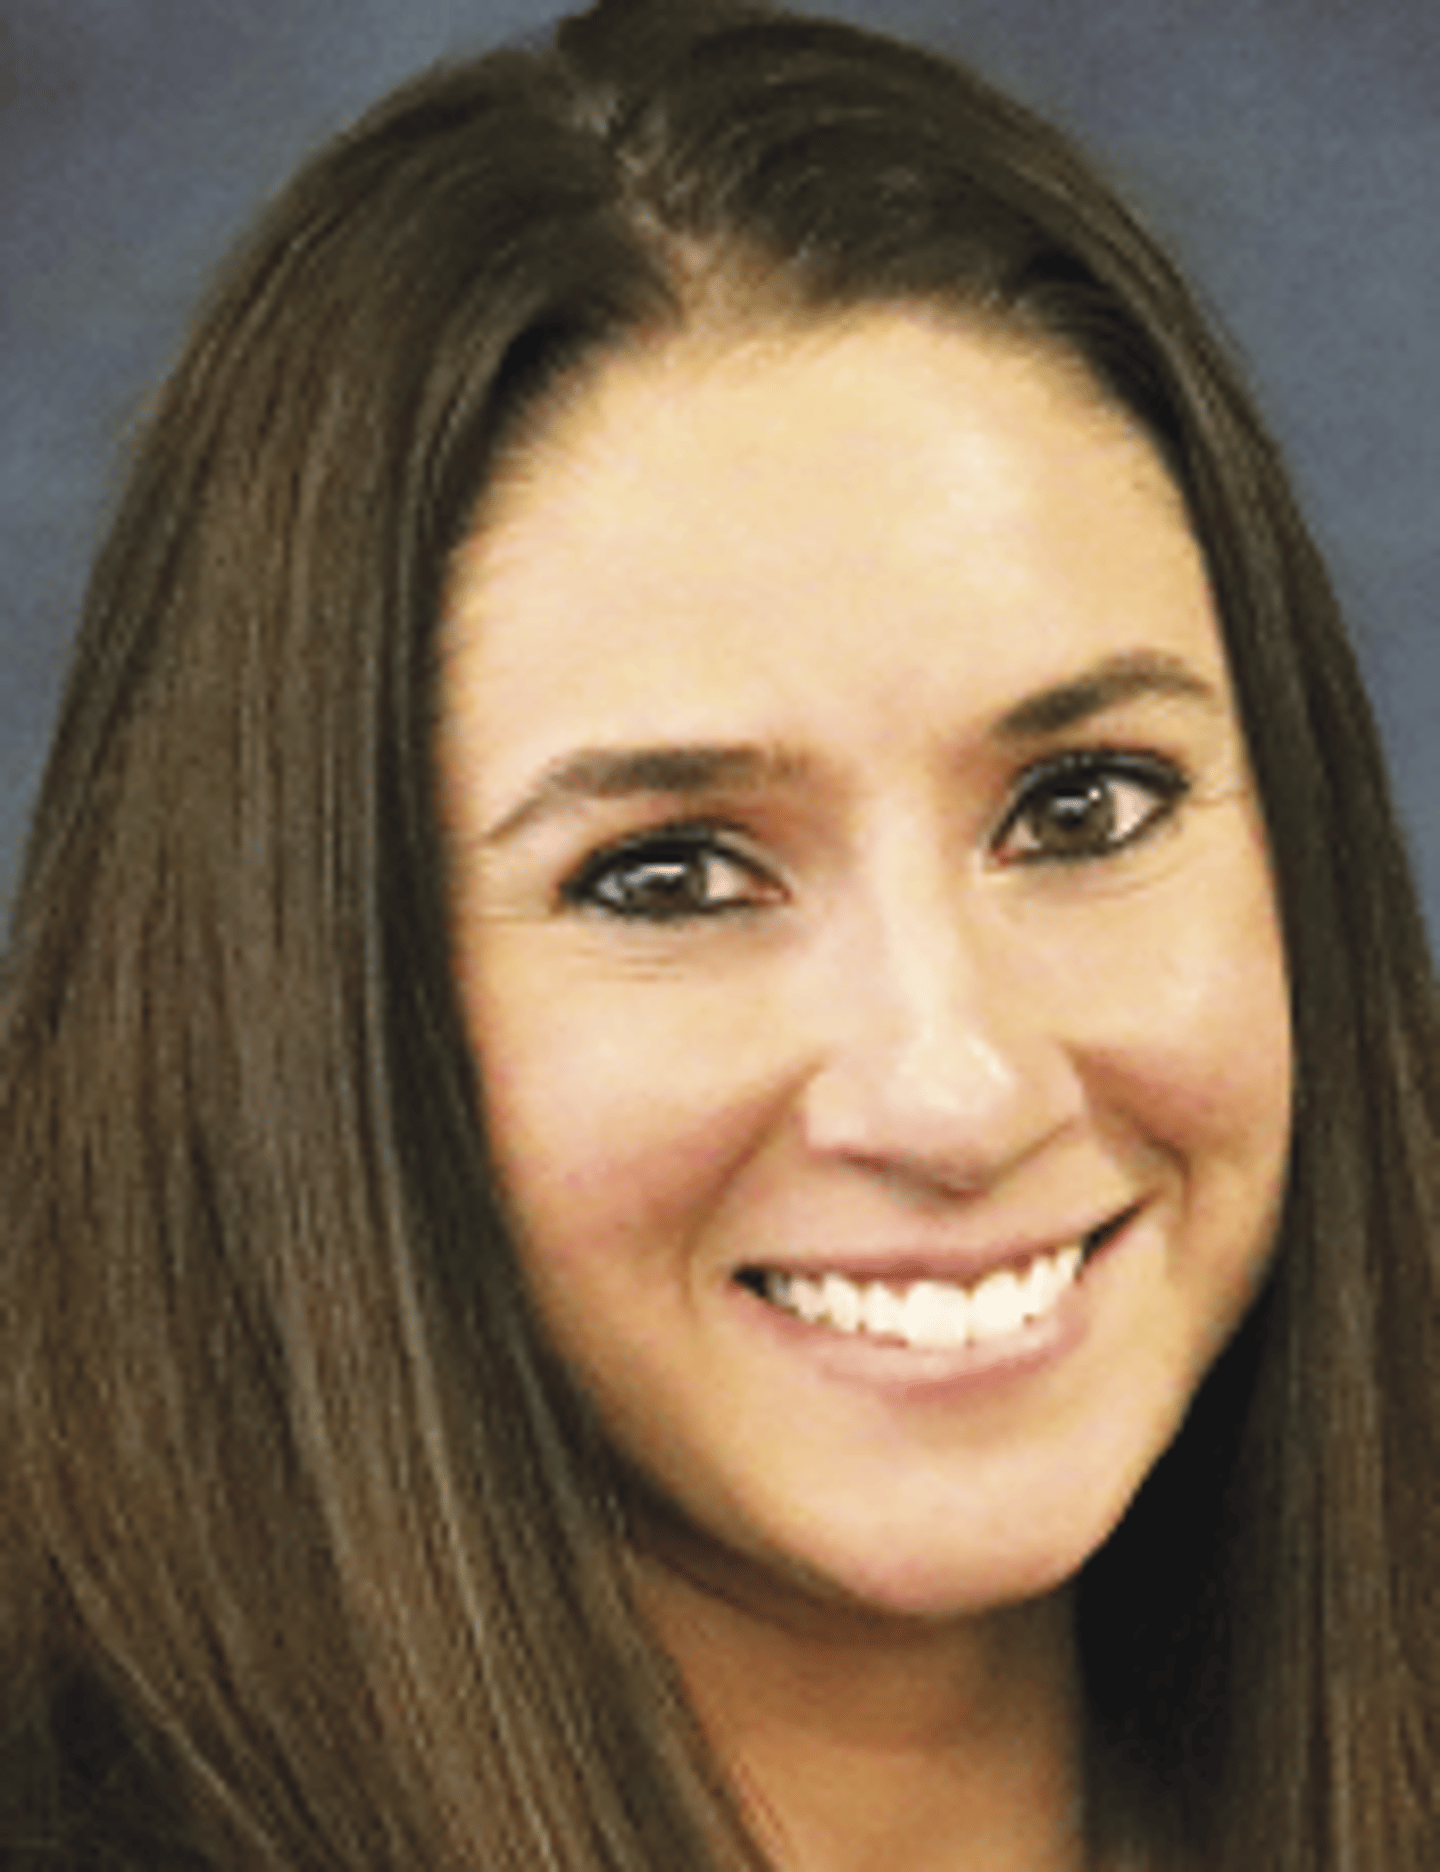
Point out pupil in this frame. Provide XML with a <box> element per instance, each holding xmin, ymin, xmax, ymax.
<box><xmin>630</xmin><ymin>856</ymin><xmax>701</xmax><ymax>908</ymax></box>
<box><xmin>1047</xmin><ymin>781</ymin><xmax>1111</xmax><ymax>847</ymax></box>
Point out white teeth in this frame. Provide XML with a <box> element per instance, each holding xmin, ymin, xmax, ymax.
<box><xmin>902</xmin><ymin>1279</ymin><xmax>969</xmax><ymax>1349</ymax></box>
<box><xmin>760</xmin><ymin>1240</ymin><xmax>1087</xmax><ymax>1351</ymax></box>
<box><xmin>970</xmin><ymin>1268</ymin><xmax>1026</xmax><ymax>1342</ymax></box>
<box><xmin>821</xmin><ymin>1272</ymin><xmax>862</xmax><ymax>1334</ymax></box>
<box><xmin>791</xmin><ymin>1274</ymin><xmax>826</xmax><ymax>1323</ymax></box>
<box><xmin>861</xmin><ymin>1282</ymin><xmax>907</xmax><ymax>1339</ymax></box>
<box><xmin>1016</xmin><ymin>1256</ymin><xmax>1054</xmax><ymax>1315</ymax></box>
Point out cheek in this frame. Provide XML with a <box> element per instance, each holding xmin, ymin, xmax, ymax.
<box><xmin>1183</xmin><ymin>876</ymin><xmax>1290</xmax><ymax>1157</ymax></box>
<box><xmin>1044</xmin><ymin>807</ymin><xmax>1289</xmax><ymax>1122</ymax></box>
<box><xmin>1062</xmin><ymin>846</ymin><xmax>1293</xmax><ymax>1297</ymax></box>
<box><xmin>465</xmin><ymin>955</ymin><xmax>788</xmax><ymax>1281</ymax></box>
<box><xmin>1117</xmin><ymin>909</ymin><xmax>1289</xmax><ymax>1130</ymax></box>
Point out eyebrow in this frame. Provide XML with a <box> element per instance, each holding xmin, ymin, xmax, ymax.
<box><xmin>993</xmin><ymin>648</ymin><xmax>1222</xmax><ymax>739</ymax></box>
<box><xmin>481</xmin><ymin>649</ymin><xmax>1222</xmax><ymax>846</ymax></box>
<box><xmin>482</xmin><ymin>744</ymin><xmax>810</xmax><ymax>846</ymax></box>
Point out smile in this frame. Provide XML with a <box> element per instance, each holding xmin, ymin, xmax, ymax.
<box><xmin>745</xmin><ymin>1228</ymin><xmax>1117</xmax><ymax>1354</ymax></box>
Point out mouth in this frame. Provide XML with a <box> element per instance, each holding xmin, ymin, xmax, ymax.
<box><xmin>735</xmin><ymin>1213</ymin><xmax>1129</xmax><ymax>1355</ymax></box>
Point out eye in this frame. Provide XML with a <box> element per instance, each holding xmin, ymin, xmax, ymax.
<box><xmin>561</xmin><ymin>825</ymin><xmax>782</xmax><ymax>922</ymax></box>
<box><xmin>994</xmin><ymin>751</ymin><xmax>1188</xmax><ymax>866</ymax></box>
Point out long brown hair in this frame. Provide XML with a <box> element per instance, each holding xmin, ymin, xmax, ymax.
<box><xmin>3</xmin><ymin>2</ymin><xmax>1436</xmax><ymax>1865</ymax></box>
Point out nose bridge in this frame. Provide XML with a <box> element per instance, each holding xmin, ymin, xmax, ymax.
<box><xmin>801</xmin><ymin>831</ymin><xmax>1077</xmax><ymax>1183</ymax></box>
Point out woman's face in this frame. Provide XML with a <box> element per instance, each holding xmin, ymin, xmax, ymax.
<box><xmin>440</xmin><ymin>314</ymin><xmax>1292</xmax><ymax>1620</ymax></box>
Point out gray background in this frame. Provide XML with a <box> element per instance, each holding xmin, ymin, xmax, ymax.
<box><xmin>3</xmin><ymin>1</ymin><xmax>1437</xmax><ymax>933</ymax></box>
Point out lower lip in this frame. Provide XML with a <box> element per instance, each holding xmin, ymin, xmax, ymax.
<box><xmin>730</xmin><ymin>1217</ymin><xmax>1132</xmax><ymax>1400</ymax></box>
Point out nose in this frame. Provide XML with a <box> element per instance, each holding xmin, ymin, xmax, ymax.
<box><xmin>798</xmin><ymin>872</ymin><xmax>1084</xmax><ymax>1194</ymax></box>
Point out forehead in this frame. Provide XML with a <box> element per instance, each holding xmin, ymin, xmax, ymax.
<box><xmin>442</xmin><ymin>311</ymin><xmax>1225</xmax><ymax>772</ymax></box>
<box><xmin>465</xmin><ymin>306</ymin><xmax>1186</xmax><ymax>543</ymax></box>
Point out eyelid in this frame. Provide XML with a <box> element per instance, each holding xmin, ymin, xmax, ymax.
<box><xmin>559</xmin><ymin>818</ymin><xmax>784</xmax><ymax>918</ymax></box>
<box><xmin>992</xmin><ymin>746</ymin><xmax>1191</xmax><ymax>865</ymax></box>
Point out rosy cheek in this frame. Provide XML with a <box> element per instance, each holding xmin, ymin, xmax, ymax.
<box><xmin>1122</xmin><ymin>985</ymin><xmax>1284</xmax><ymax>1161</ymax></box>
<box><xmin>1074</xmin><ymin>902</ymin><xmax>1291</xmax><ymax>1301</ymax></box>
<box><xmin>476</xmin><ymin>985</ymin><xmax>784</xmax><ymax>1269</ymax></box>
<box><xmin>1198</xmin><ymin>889</ymin><xmax>1290</xmax><ymax>1121</ymax></box>
<box><xmin>1065</xmin><ymin>819</ymin><xmax>1287</xmax><ymax>1102</ymax></box>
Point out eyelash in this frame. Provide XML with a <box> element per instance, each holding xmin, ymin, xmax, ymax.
<box><xmin>992</xmin><ymin>749</ymin><xmax>1190</xmax><ymax>868</ymax></box>
<box><xmin>560</xmin><ymin>821</ymin><xmax>778</xmax><ymax>923</ymax></box>
<box><xmin>560</xmin><ymin>752</ymin><xmax>1190</xmax><ymax>923</ymax></box>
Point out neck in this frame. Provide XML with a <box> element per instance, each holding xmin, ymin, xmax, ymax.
<box><xmin>633</xmin><ymin>1530</ymin><xmax>1090</xmax><ymax>1872</ymax></box>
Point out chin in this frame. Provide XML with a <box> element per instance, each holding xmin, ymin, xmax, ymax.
<box><xmin>791</xmin><ymin>1538</ymin><xmax>1092</xmax><ymax>1627</ymax></box>
<box><xmin>634</xmin><ymin>1485</ymin><xmax>1106</xmax><ymax>1636</ymax></box>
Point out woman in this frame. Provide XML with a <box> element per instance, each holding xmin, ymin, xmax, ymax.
<box><xmin>1</xmin><ymin>1</ymin><xmax>1436</xmax><ymax>1865</ymax></box>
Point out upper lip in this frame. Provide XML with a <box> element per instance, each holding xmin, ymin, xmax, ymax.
<box><xmin>737</xmin><ymin>1204</ymin><xmax>1138</xmax><ymax>1290</ymax></box>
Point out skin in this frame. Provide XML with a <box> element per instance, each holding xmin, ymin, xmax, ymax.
<box><xmin>439</xmin><ymin>312</ymin><xmax>1292</xmax><ymax>1868</ymax></box>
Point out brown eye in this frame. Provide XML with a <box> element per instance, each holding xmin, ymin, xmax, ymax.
<box><xmin>995</xmin><ymin>753</ymin><xmax>1188</xmax><ymax>866</ymax></box>
<box><xmin>564</xmin><ymin>830</ymin><xmax>780</xmax><ymax>922</ymax></box>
